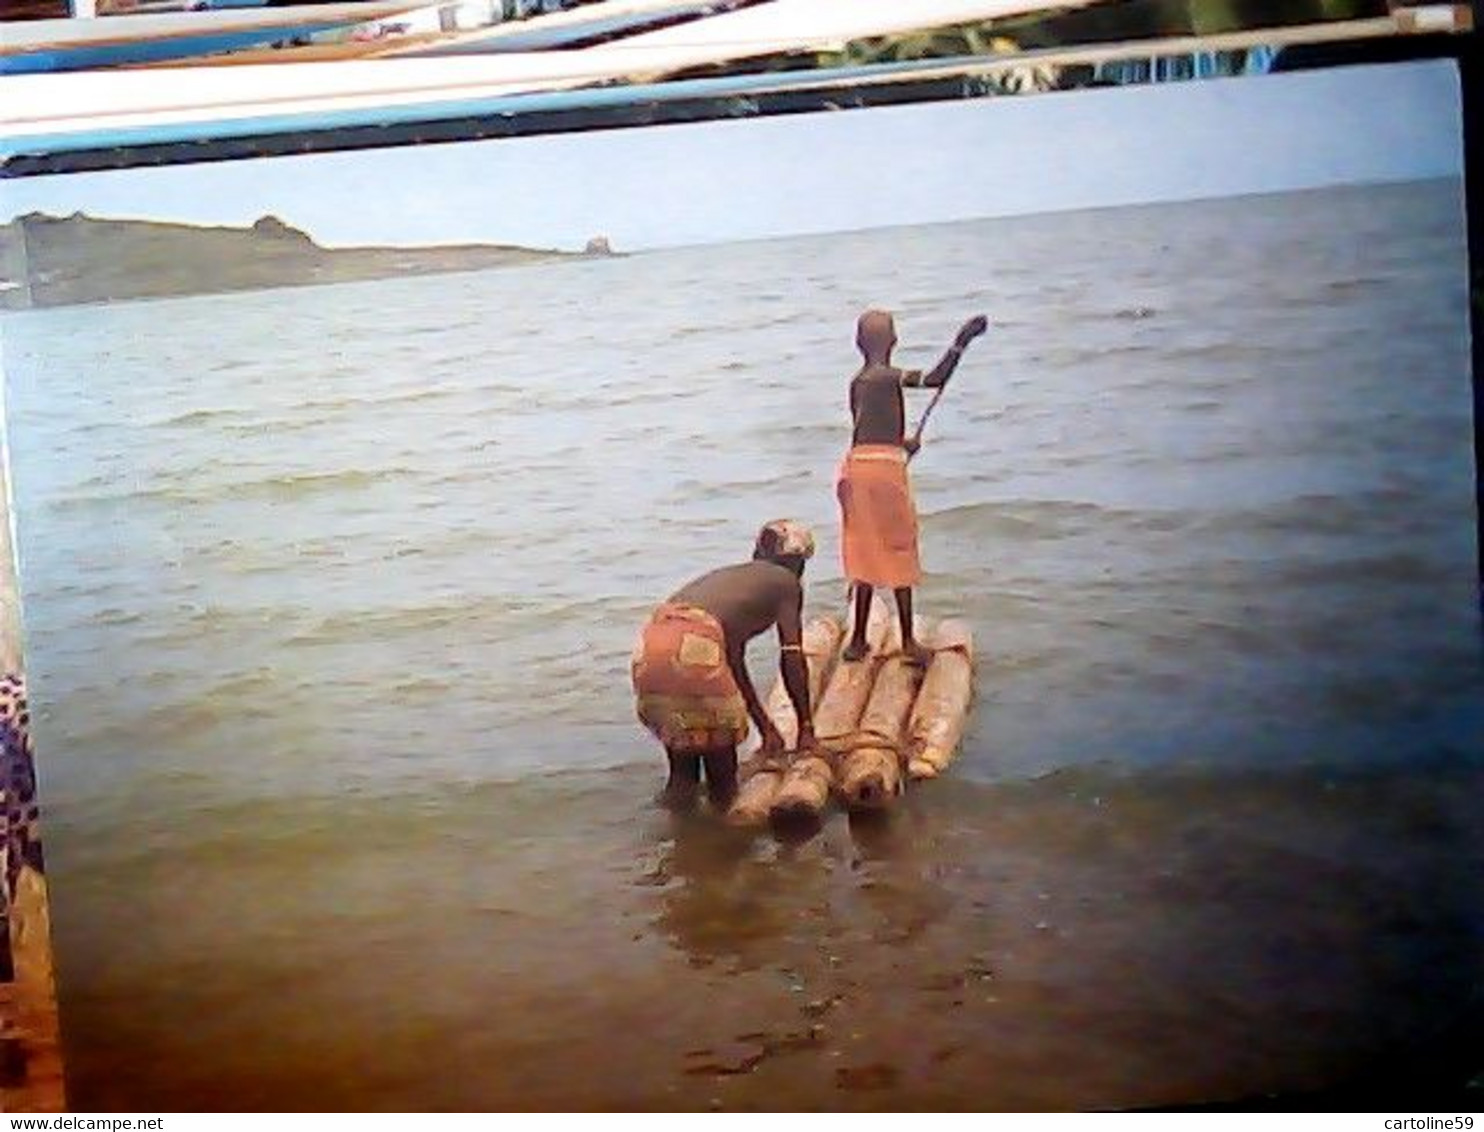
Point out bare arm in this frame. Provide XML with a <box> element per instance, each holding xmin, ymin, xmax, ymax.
<box><xmin>902</xmin><ymin>345</ymin><xmax>965</xmax><ymax>390</ymax></box>
<box><xmin>776</xmin><ymin>584</ymin><xmax>813</xmax><ymax>748</ymax></box>
<box><xmin>901</xmin><ymin>315</ymin><xmax>990</xmax><ymax>389</ymax></box>
<box><xmin>728</xmin><ymin>639</ymin><xmax>781</xmax><ymax>752</ymax></box>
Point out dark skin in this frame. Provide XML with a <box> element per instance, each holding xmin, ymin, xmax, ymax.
<box><xmin>844</xmin><ymin>312</ymin><xmax>989</xmax><ymax>667</ymax></box>
<box><xmin>660</xmin><ymin>540</ymin><xmax>814</xmax><ymax>812</ymax></box>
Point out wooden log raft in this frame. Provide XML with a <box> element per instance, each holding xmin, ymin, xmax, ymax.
<box><xmin>726</xmin><ymin>615</ymin><xmax>844</xmax><ymax>827</ymax></box>
<box><xmin>770</xmin><ymin>596</ymin><xmax>897</xmax><ymax>827</ymax></box>
<box><xmin>837</xmin><ymin>618</ymin><xmax>932</xmax><ymax>812</ymax></box>
<box><xmin>905</xmin><ymin>620</ymin><xmax>975</xmax><ymax>780</ymax></box>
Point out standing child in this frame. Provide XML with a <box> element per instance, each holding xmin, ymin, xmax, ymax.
<box><xmin>837</xmin><ymin>308</ymin><xmax>988</xmax><ymax>665</ymax></box>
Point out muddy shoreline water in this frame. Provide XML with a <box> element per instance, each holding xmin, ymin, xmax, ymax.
<box><xmin>39</xmin><ymin>761</ymin><xmax>1484</xmax><ymax>1110</ymax></box>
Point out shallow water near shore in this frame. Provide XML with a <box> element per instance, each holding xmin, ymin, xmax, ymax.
<box><xmin>2</xmin><ymin>178</ymin><xmax>1481</xmax><ymax>1109</ymax></box>
<box><xmin>35</xmin><ymin>763</ymin><xmax>1484</xmax><ymax>1110</ymax></box>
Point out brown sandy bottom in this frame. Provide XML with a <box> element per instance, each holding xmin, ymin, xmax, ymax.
<box><xmin>43</xmin><ymin>761</ymin><xmax>1484</xmax><ymax>1112</ymax></box>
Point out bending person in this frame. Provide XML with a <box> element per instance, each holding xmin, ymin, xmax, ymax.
<box><xmin>631</xmin><ymin>520</ymin><xmax>818</xmax><ymax>811</ymax></box>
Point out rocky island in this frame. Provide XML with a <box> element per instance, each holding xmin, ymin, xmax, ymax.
<box><xmin>0</xmin><ymin>213</ymin><xmax>596</xmax><ymax>311</ymax></box>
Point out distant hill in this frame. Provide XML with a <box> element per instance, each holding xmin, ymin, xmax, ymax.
<box><xmin>0</xmin><ymin>214</ymin><xmax>602</xmax><ymax>310</ymax></box>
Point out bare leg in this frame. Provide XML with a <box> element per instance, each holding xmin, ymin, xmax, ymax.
<box><xmin>895</xmin><ymin>587</ymin><xmax>933</xmax><ymax>667</ymax></box>
<box><xmin>702</xmin><ymin>747</ymin><xmax>739</xmax><ymax>811</ymax></box>
<box><xmin>660</xmin><ymin>750</ymin><xmax>701</xmax><ymax>811</ymax></box>
<box><xmin>843</xmin><ymin>583</ymin><xmax>874</xmax><ymax>662</ymax></box>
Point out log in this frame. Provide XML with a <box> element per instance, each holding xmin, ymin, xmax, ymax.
<box><xmin>770</xmin><ymin>596</ymin><xmax>896</xmax><ymax>826</ymax></box>
<box><xmin>837</xmin><ymin>618</ymin><xmax>932</xmax><ymax>812</ymax></box>
<box><xmin>726</xmin><ymin>761</ymin><xmax>787</xmax><ymax>829</ymax></box>
<box><xmin>764</xmin><ymin>753</ymin><xmax>834</xmax><ymax>831</ymax></box>
<box><xmin>726</xmin><ymin>615</ymin><xmax>843</xmax><ymax>827</ymax></box>
<box><xmin>905</xmin><ymin>620</ymin><xmax>976</xmax><ymax>780</ymax></box>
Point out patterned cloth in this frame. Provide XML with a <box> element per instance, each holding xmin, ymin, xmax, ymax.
<box><xmin>2</xmin><ymin>672</ymin><xmax>41</xmax><ymax>989</ymax></box>
<box><xmin>631</xmin><ymin>604</ymin><xmax>749</xmax><ymax>753</ymax></box>
<box><xmin>1</xmin><ymin>673</ymin><xmax>40</xmax><ymax>903</ymax></box>
<box><xmin>836</xmin><ymin>444</ymin><xmax>922</xmax><ymax>589</ymax></box>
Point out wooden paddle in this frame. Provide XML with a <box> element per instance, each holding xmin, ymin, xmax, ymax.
<box><xmin>906</xmin><ymin>379</ymin><xmax>950</xmax><ymax>464</ymax></box>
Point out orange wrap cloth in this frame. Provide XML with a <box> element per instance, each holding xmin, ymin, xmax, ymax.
<box><xmin>631</xmin><ymin>604</ymin><xmax>749</xmax><ymax>753</ymax></box>
<box><xmin>836</xmin><ymin>444</ymin><xmax>922</xmax><ymax>589</ymax></box>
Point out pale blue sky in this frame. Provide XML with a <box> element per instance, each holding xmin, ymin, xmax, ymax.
<box><xmin>0</xmin><ymin>60</ymin><xmax>1463</xmax><ymax>252</ymax></box>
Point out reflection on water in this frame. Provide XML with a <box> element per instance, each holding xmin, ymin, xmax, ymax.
<box><xmin>33</xmin><ymin>762</ymin><xmax>1484</xmax><ymax>1110</ymax></box>
<box><xmin>0</xmin><ymin>179</ymin><xmax>1480</xmax><ymax>1109</ymax></box>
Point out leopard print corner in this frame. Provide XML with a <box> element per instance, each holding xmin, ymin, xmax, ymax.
<box><xmin>1</xmin><ymin>673</ymin><xmax>43</xmax><ymax>904</ymax></box>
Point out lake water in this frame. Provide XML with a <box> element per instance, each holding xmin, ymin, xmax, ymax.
<box><xmin>2</xmin><ymin>178</ymin><xmax>1481</xmax><ymax>1110</ymax></box>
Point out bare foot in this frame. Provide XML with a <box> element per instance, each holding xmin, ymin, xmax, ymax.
<box><xmin>902</xmin><ymin>641</ymin><xmax>935</xmax><ymax>669</ymax></box>
<box><xmin>842</xmin><ymin>639</ymin><xmax>870</xmax><ymax>663</ymax></box>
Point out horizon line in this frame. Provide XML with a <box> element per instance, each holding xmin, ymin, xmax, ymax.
<box><xmin>2</xmin><ymin>171</ymin><xmax>1459</xmax><ymax>258</ymax></box>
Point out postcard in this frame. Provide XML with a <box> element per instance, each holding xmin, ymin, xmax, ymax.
<box><xmin>0</xmin><ymin>17</ymin><xmax>1479</xmax><ymax>1112</ymax></box>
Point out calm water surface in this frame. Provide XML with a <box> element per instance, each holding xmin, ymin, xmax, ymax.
<box><xmin>2</xmin><ymin>179</ymin><xmax>1481</xmax><ymax>1110</ymax></box>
